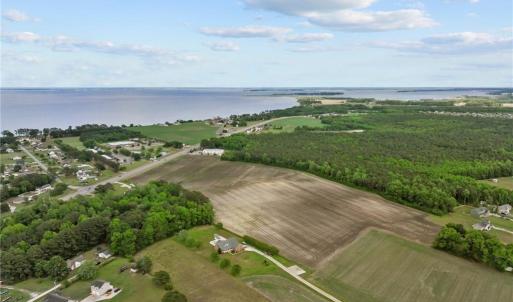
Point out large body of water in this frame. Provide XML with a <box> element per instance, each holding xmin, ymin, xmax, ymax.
<box><xmin>0</xmin><ymin>87</ymin><xmax>500</xmax><ymax>130</ymax></box>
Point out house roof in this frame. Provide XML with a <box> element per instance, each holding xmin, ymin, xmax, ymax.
<box><xmin>44</xmin><ymin>293</ymin><xmax>70</xmax><ymax>302</ymax></box>
<box><xmin>91</xmin><ymin>280</ymin><xmax>108</xmax><ymax>288</ymax></box>
<box><xmin>215</xmin><ymin>238</ymin><xmax>240</xmax><ymax>252</ymax></box>
<box><xmin>67</xmin><ymin>254</ymin><xmax>85</xmax><ymax>265</ymax></box>
<box><xmin>471</xmin><ymin>207</ymin><xmax>488</xmax><ymax>214</ymax></box>
<box><xmin>473</xmin><ymin>220</ymin><xmax>491</xmax><ymax>229</ymax></box>
<box><xmin>498</xmin><ymin>204</ymin><xmax>512</xmax><ymax>210</ymax></box>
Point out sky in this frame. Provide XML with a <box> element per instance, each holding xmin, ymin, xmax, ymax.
<box><xmin>1</xmin><ymin>0</ymin><xmax>512</xmax><ymax>87</ymax></box>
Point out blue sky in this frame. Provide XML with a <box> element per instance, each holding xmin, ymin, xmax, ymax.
<box><xmin>1</xmin><ymin>0</ymin><xmax>512</xmax><ymax>87</ymax></box>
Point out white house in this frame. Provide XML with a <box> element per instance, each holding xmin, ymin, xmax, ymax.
<box><xmin>98</xmin><ymin>249</ymin><xmax>112</xmax><ymax>259</ymax></box>
<box><xmin>66</xmin><ymin>254</ymin><xmax>85</xmax><ymax>270</ymax></box>
<box><xmin>498</xmin><ymin>204</ymin><xmax>512</xmax><ymax>216</ymax></box>
<box><xmin>36</xmin><ymin>184</ymin><xmax>53</xmax><ymax>194</ymax></box>
<box><xmin>107</xmin><ymin>141</ymin><xmax>134</xmax><ymax>147</ymax></box>
<box><xmin>101</xmin><ymin>154</ymin><xmax>114</xmax><ymax>161</ymax></box>
<box><xmin>91</xmin><ymin>280</ymin><xmax>114</xmax><ymax>297</ymax></box>
<box><xmin>202</xmin><ymin>149</ymin><xmax>224</xmax><ymax>156</ymax></box>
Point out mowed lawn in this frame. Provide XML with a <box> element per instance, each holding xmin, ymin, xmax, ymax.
<box><xmin>58</xmin><ymin>136</ymin><xmax>85</xmax><ymax>149</ymax></box>
<box><xmin>61</xmin><ymin>258</ymin><xmax>165</xmax><ymax>302</ymax></box>
<box><xmin>130</xmin><ymin>122</ymin><xmax>218</xmax><ymax>145</ymax></box>
<box><xmin>480</xmin><ymin>177</ymin><xmax>513</xmax><ymax>190</ymax></box>
<box><xmin>428</xmin><ymin>205</ymin><xmax>513</xmax><ymax>244</ymax></box>
<box><xmin>266</xmin><ymin>117</ymin><xmax>324</xmax><ymax>133</ymax></box>
<box><xmin>310</xmin><ymin>230</ymin><xmax>513</xmax><ymax>302</ymax></box>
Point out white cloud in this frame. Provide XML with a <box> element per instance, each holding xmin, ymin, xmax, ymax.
<box><xmin>370</xmin><ymin>31</ymin><xmax>513</xmax><ymax>54</ymax></box>
<box><xmin>303</xmin><ymin>9</ymin><xmax>436</xmax><ymax>31</ymax></box>
<box><xmin>244</xmin><ymin>0</ymin><xmax>374</xmax><ymax>14</ymax></box>
<box><xmin>2</xmin><ymin>53</ymin><xmax>41</xmax><ymax>64</ymax></box>
<box><xmin>2</xmin><ymin>31</ymin><xmax>41</xmax><ymax>42</ymax></box>
<box><xmin>2</xmin><ymin>31</ymin><xmax>200</xmax><ymax>64</ymax></box>
<box><xmin>280</xmin><ymin>32</ymin><xmax>334</xmax><ymax>43</ymax></box>
<box><xmin>288</xmin><ymin>45</ymin><xmax>346</xmax><ymax>52</ymax></box>
<box><xmin>200</xmin><ymin>25</ymin><xmax>291</xmax><ymax>38</ymax></box>
<box><xmin>2</xmin><ymin>9</ymin><xmax>38</xmax><ymax>22</ymax></box>
<box><xmin>205</xmin><ymin>41</ymin><xmax>240</xmax><ymax>51</ymax></box>
<box><xmin>243</xmin><ymin>0</ymin><xmax>436</xmax><ymax>31</ymax></box>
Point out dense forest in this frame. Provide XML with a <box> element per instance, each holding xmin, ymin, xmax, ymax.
<box><xmin>0</xmin><ymin>181</ymin><xmax>214</xmax><ymax>283</ymax></box>
<box><xmin>204</xmin><ymin>111</ymin><xmax>513</xmax><ymax>215</ymax></box>
<box><xmin>434</xmin><ymin>223</ymin><xmax>513</xmax><ymax>271</ymax></box>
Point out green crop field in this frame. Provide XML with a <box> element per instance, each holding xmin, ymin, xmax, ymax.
<box><xmin>58</xmin><ymin>136</ymin><xmax>86</xmax><ymax>150</ymax></box>
<box><xmin>130</xmin><ymin>122</ymin><xmax>218</xmax><ymax>145</ymax></box>
<box><xmin>428</xmin><ymin>205</ymin><xmax>513</xmax><ymax>244</ymax></box>
<box><xmin>310</xmin><ymin>230</ymin><xmax>513</xmax><ymax>302</ymax></box>
<box><xmin>480</xmin><ymin>177</ymin><xmax>513</xmax><ymax>190</ymax></box>
<box><xmin>265</xmin><ymin>117</ymin><xmax>324</xmax><ymax>133</ymax></box>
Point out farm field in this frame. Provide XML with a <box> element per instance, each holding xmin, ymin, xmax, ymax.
<box><xmin>264</xmin><ymin>117</ymin><xmax>324</xmax><ymax>133</ymax></box>
<box><xmin>428</xmin><ymin>205</ymin><xmax>513</xmax><ymax>244</ymax></box>
<box><xmin>480</xmin><ymin>177</ymin><xmax>513</xmax><ymax>190</ymax></box>
<box><xmin>0</xmin><ymin>151</ymin><xmax>31</xmax><ymax>164</ymax></box>
<box><xmin>309</xmin><ymin>230</ymin><xmax>513</xmax><ymax>302</ymax></box>
<box><xmin>130</xmin><ymin>155</ymin><xmax>440</xmax><ymax>268</ymax></box>
<box><xmin>129</xmin><ymin>122</ymin><xmax>218</xmax><ymax>145</ymax></box>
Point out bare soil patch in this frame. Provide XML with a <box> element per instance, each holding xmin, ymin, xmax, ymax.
<box><xmin>131</xmin><ymin>156</ymin><xmax>440</xmax><ymax>267</ymax></box>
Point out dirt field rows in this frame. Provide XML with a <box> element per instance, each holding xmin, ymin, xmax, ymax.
<box><xmin>131</xmin><ymin>155</ymin><xmax>440</xmax><ymax>268</ymax></box>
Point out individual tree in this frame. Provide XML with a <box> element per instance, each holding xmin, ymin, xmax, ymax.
<box><xmin>209</xmin><ymin>252</ymin><xmax>219</xmax><ymax>263</ymax></box>
<box><xmin>219</xmin><ymin>258</ymin><xmax>231</xmax><ymax>269</ymax></box>
<box><xmin>46</xmin><ymin>256</ymin><xmax>69</xmax><ymax>281</ymax></box>
<box><xmin>230</xmin><ymin>264</ymin><xmax>241</xmax><ymax>276</ymax></box>
<box><xmin>153</xmin><ymin>271</ymin><xmax>171</xmax><ymax>287</ymax></box>
<box><xmin>136</xmin><ymin>256</ymin><xmax>153</xmax><ymax>274</ymax></box>
<box><xmin>77</xmin><ymin>261</ymin><xmax>98</xmax><ymax>280</ymax></box>
<box><xmin>162</xmin><ymin>291</ymin><xmax>187</xmax><ymax>302</ymax></box>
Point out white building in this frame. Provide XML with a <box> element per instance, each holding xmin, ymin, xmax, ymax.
<box><xmin>498</xmin><ymin>204</ymin><xmax>512</xmax><ymax>216</ymax></box>
<box><xmin>107</xmin><ymin>141</ymin><xmax>135</xmax><ymax>147</ymax></box>
<box><xmin>472</xmin><ymin>220</ymin><xmax>492</xmax><ymax>231</ymax></box>
<box><xmin>91</xmin><ymin>280</ymin><xmax>114</xmax><ymax>297</ymax></box>
<box><xmin>202</xmin><ymin>149</ymin><xmax>224</xmax><ymax>156</ymax></box>
<box><xmin>66</xmin><ymin>254</ymin><xmax>85</xmax><ymax>270</ymax></box>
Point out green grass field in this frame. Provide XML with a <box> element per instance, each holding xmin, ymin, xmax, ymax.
<box><xmin>243</xmin><ymin>275</ymin><xmax>328</xmax><ymax>302</ymax></box>
<box><xmin>0</xmin><ymin>288</ymin><xmax>30</xmax><ymax>302</ymax></box>
<box><xmin>0</xmin><ymin>152</ymin><xmax>30</xmax><ymax>165</ymax></box>
<box><xmin>310</xmin><ymin>230</ymin><xmax>513</xmax><ymax>302</ymax></box>
<box><xmin>428</xmin><ymin>205</ymin><xmax>513</xmax><ymax>244</ymax></box>
<box><xmin>137</xmin><ymin>227</ymin><xmax>269</xmax><ymax>302</ymax></box>
<box><xmin>61</xmin><ymin>258</ymin><xmax>164</xmax><ymax>302</ymax></box>
<box><xmin>130</xmin><ymin>122</ymin><xmax>218</xmax><ymax>145</ymax></box>
<box><xmin>265</xmin><ymin>117</ymin><xmax>324</xmax><ymax>133</ymax></box>
<box><xmin>14</xmin><ymin>278</ymin><xmax>55</xmax><ymax>293</ymax></box>
<box><xmin>480</xmin><ymin>177</ymin><xmax>513</xmax><ymax>190</ymax></box>
<box><xmin>58</xmin><ymin>136</ymin><xmax>86</xmax><ymax>150</ymax></box>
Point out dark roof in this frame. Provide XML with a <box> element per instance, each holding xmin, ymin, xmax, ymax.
<box><xmin>44</xmin><ymin>293</ymin><xmax>69</xmax><ymax>302</ymax></box>
<box><xmin>215</xmin><ymin>238</ymin><xmax>240</xmax><ymax>252</ymax></box>
<box><xmin>91</xmin><ymin>280</ymin><xmax>107</xmax><ymax>288</ymax></box>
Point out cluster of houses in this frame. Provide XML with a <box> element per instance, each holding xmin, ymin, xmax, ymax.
<box><xmin>471</xmin><ymin>204</ymin><xmax>512</xmax><ymax>231</ymax></box>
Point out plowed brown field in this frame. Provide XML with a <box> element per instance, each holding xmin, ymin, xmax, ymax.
<box><xmin>131</xmin><ymin>155</ymin><xmax>440</xmax><ymax>268</ymax></box>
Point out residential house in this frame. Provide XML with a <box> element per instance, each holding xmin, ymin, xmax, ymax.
<box><xmin>66</xmin><ymin>254</ymin><xmax>85</xmax><ymax>270</ymax></box>
<box><xmin>202</xmin><ymin>149</ymin><xmax>224</xmax><ymax>156</ymax></box>
<box><xmin>498</xmin><ymin>204</ymin><xmax>512</xmax><ymax>216</ymax></box>
<box><xmin>101</xmin><ymin>154</ymin><xmax>114</xmax><ymax>161</ymax></box>
<box><xmin>107</xmin><ymin>141</ymin><xmax>135</xmax><ymax>148</ymax></box>
<box><xmin>472</xmin><ymin>220</ymin><xmax>492</xmax><ymax>231</ymax></box>
<box><xmin>91</xmin><ymin>280</ymin><xmax>114</xmax><ymax>297</ymax></box>
<box><xmin>213</xmin><ymin>235</ymin><xmax>245</xmax><ymax>254</ymax></box>
<box><xmin>36</xmin><ymin>184</ymin><xmax>53</xmax><ymax>194</ymax></box>
<box><xmin>470</xmin><ymin>207</ymin><xmax>489</xmax><ymax>218</ymax></box>
<box><xmin>6</xmin><ymin>148</ymin><xmax>14</xmax><ymax>153</ymax></box>
<box><xmin>44</xmin><ymin>293</ymin><xmax>76</xmax><ymax>302</ymax></box>
<box><xmin>96</xmin><ymin>246</ymin><xmax>112</xmax><ymax>259</ymax></box>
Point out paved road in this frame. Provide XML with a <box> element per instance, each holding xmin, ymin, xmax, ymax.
<box><xmin>19</xmin><ymin>145</ymin><xmax>48</xmax><ymax>172</ymax></box>
<box><xmin>246</xmin><ymin>246</ymin><xmax>342</xmax><ymax>302</ymax></box>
